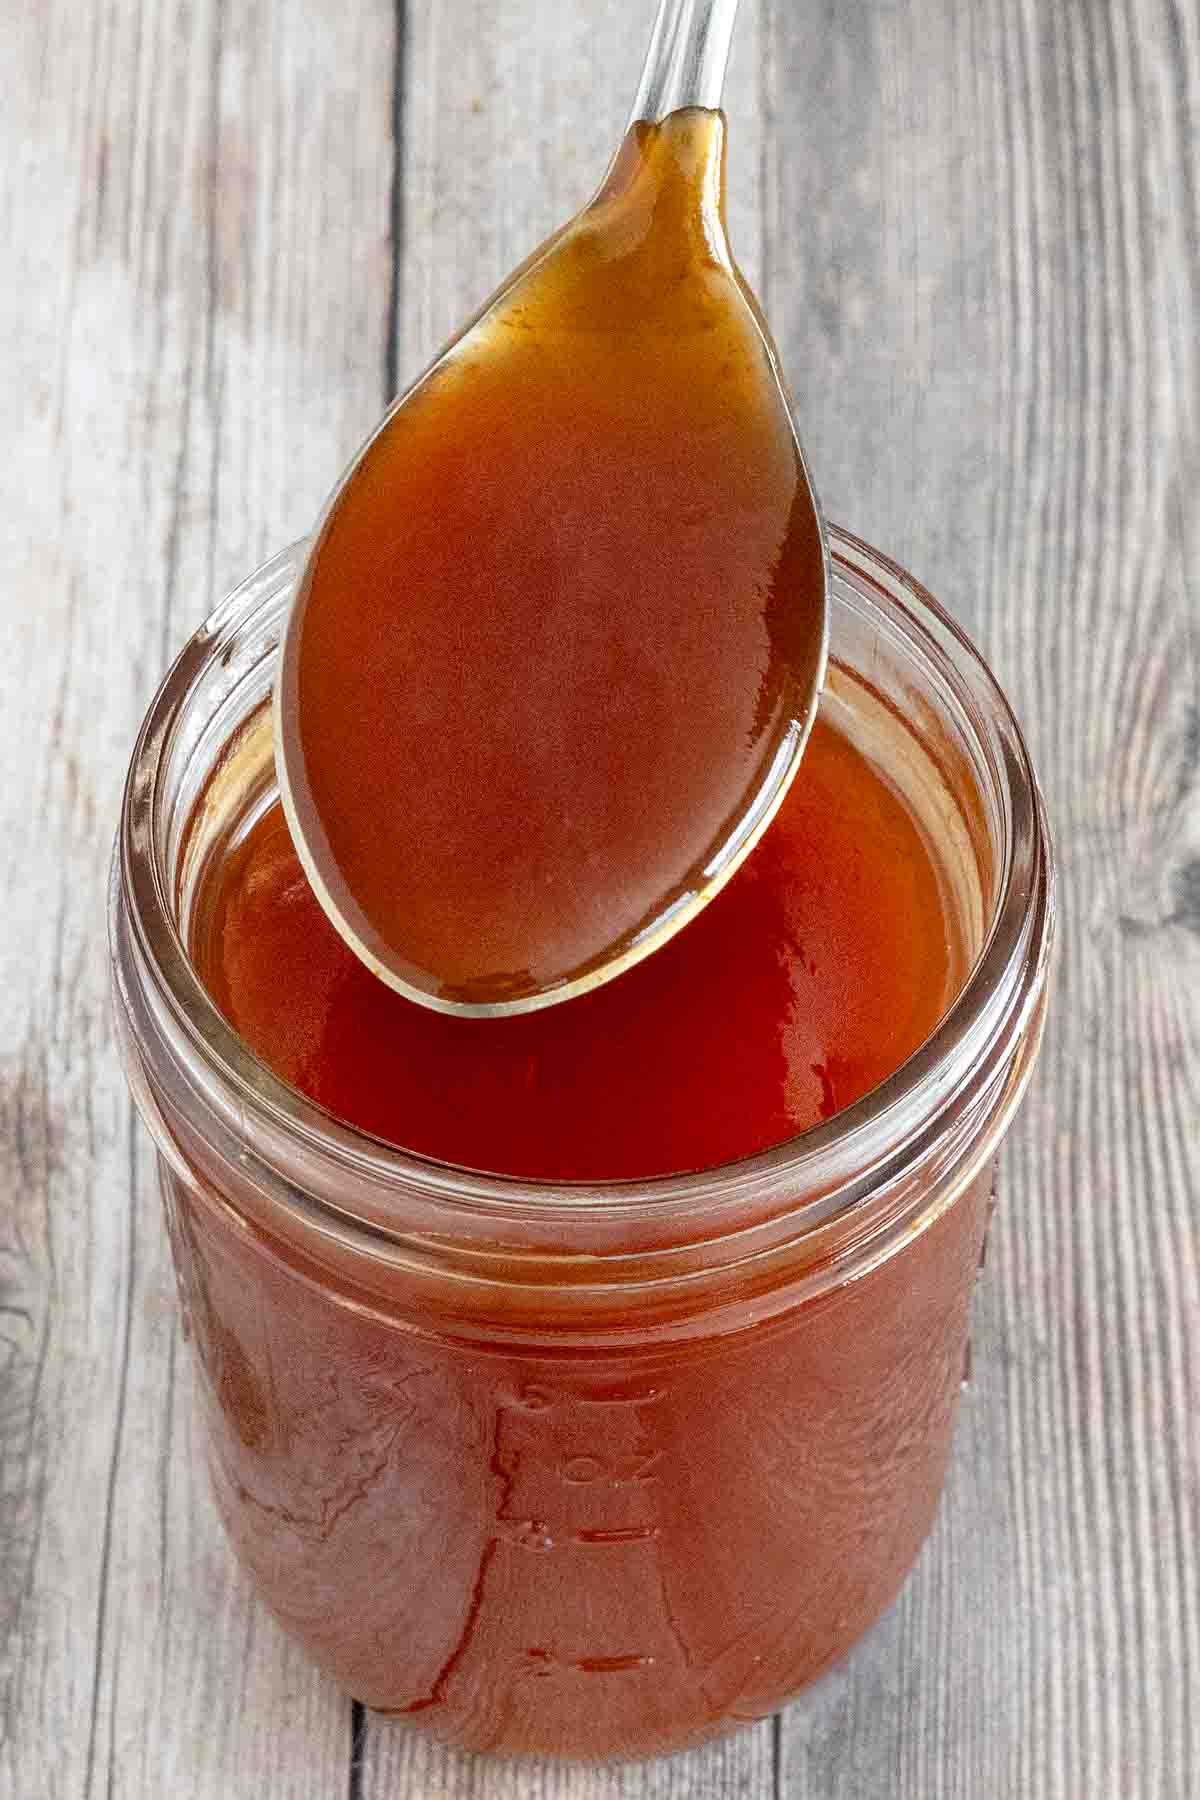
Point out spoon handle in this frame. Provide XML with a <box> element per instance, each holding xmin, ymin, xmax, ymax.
<box><xmin>629</xmin><ymin>0</ymin><xmax>741</xmax><ymax>124</ymax></box>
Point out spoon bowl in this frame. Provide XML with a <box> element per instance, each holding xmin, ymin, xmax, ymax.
<box><xmin>274</xmin><ymin>2</ymin><xmax>828</xmax><ymax>1016</ymax></box>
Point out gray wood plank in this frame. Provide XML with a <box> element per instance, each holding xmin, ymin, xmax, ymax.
<box><xmin>393</xmin><ymin>0</ymin><xmax>765</xmax><ymax>383</ymax></box>
<box><xmin>767</xmin><ymin>1</ymin><xmax>1200</xmax><ymax>1796</ymax></box>
<box><xmin>0</xmin><ymin>0</ymin><xmax>393</xmax><ymax>1794</ymax></box>
<box><xmin>362</xmin><ymin>1730</ymin><xmax>776</xmax><ymax>1800</ymax></box>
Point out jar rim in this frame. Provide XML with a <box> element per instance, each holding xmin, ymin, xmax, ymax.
<box><xmin>114</xmin><ymin>528</ymin><xmax>1054</xmax><ymax>1256</ymax></box>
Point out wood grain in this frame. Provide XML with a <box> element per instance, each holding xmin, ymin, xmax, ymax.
<box><xmin>2</xmin><ymin>0</ymin><xmax>1197</xmax><ymax>1796</ymax></box>
<box><xmin>392</xmin><ymin>0</ymin><xmax>765</xmax><ymax>384</ymax></box>
<box><xmin>767</xmin><ymin>1</ymin><xmax>1200</xmax><ymax>1796</ymax></box>
<box><xmin>0</xmin><ymin>1</ymin><xmax>393</xmax><ymax>1795</ymax></box>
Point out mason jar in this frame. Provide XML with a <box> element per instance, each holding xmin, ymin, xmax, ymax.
<box><xmin>109</xmin><ymin>529</ymin><xmax>1054</xmax><ymax>1760</ymax></box>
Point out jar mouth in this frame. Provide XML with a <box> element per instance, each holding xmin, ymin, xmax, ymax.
<box><xmin>115</xmin><ymin>527</ymin><xmax>1054</xmax><ymax>1252</ymax></box>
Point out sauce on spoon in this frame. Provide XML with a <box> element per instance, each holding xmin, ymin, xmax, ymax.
<box><xmin>276</xmin><ymin>106</ymin><xmax>826</xmax><ymax>1015</ymax></box>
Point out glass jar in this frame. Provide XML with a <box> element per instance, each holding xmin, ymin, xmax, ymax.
<box><xmin>109</xmin><ymin>529</ymin><xmax>1054</xmax><ymax>1761</ymax></box>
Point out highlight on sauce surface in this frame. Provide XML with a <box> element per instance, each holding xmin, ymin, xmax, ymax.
<box><xmin>275</xmin><ymin>108</ymin><xmax>827</xmax><ymax>1017</ymax></box>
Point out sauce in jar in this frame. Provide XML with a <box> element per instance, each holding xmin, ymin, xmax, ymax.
<box><xmin>195</xmin><ymin>712</ymin><xmax>956</xmax><ymax>1180</ymax></box>
<box><xmin>164</xmin><ymin>692</ymin><xmax>989</xmax><ymax>1758</ymax></box>
<box><xmin>170</xmin><ymin>1150</ymin><xmax>990</xmax><ymax>1758</ymax></box>
<box><xmin>111</xmin><ymin>539</ymin><xmax>1053</xmax><ymax>1761</ymax></box>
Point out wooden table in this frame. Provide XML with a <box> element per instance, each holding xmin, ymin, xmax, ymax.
<box><xmin>4</xmin><ymin>1</ymin><xmax>1197</xmax><ymax>1794</ymax></box>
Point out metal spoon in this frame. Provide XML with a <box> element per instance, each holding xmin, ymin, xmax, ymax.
<box><xmin>275</xmin><ymin>0</ymin><xmax>829</xmax><ymax>1016</ymax></box>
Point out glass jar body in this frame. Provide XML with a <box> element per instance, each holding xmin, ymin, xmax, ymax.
<box><xmin>111</xmin><ymin>531</ymin><xmax>1053</xmax><ymax>1759</ymax></box>
<box><xmin>160</xmin><ymin>1146</ymin><xmax>992</xmax><ymax>1758</ymax></box>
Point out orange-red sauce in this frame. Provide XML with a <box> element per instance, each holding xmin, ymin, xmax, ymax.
<box><xmin>176</xmin><ymin>100</ymin><xmax>979</xmax><ymax>1740</ymax></box>
<box><xmin>195</xmin><ymin>712</ymin><xmax>954</xmax><ymax>1180</ymax></box>
<box><xmin>170</xmin><ymin>709</ymin><xmax>986</xmax><ymax>1759</ymax></box>
<box><xmin>281</xmin><ymin>111</ymin><xmax>824</xmax><ymax>1009</ymax></box>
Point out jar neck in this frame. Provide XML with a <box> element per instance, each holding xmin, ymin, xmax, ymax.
<box><xmin>119</xmin><ymin>942</ymin><xmax>1048</xmax><ymax>1346</ymax></box>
